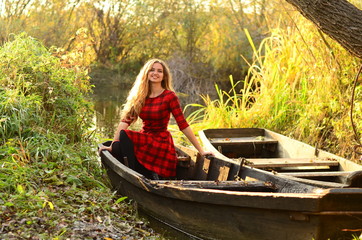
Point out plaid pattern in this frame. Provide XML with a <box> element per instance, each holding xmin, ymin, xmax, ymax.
<box><xmin>122</xmin><ymin>90</ymin><xmax>189</xmax><ymax>177</ymax></box>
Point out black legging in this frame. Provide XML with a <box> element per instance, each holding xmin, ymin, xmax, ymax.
<box><xmin>111</xmin><ymin>130</ymin><xmax>159</xmax><ymax>180</ymax></box>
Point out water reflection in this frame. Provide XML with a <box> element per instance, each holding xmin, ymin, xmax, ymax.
<box><xmin>138</xmin><ymin>209</ymin><xmax>203</xmax><ymax>240</ymax></box>
<box><xmin>92</xmin><ymin>83</ymin><xmax>130</xmax><ymax>138</ymax></box>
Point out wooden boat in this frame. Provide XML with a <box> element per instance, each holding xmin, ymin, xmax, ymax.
<box><xmin>199</xmin><ymin>128</ymin><xmax>362</xmax><ymax>187</ymax></box>
<box><xmin>99</xmin><ymin>141</ymin><xmax>362</xmax><ymax>240</ymax></box>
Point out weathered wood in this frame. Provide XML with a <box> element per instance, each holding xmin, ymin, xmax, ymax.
<box><xmin>245</xmin><ymin>157</ymin><xmax>339</xmax><ymax>168</ymax></box>
<box><xmin>176</xmin><ymin>156</ymin><xmax>191</xmax><ymax>168</ymax></box>
<box><xmin>209</xmin><ymin>136</ymin><xmax>278</xmax><ymax>143</ymax></box>
<box><xmin>193</xmin><ymin>154</ymin><xmax>208</xmax><ymax>180</ymax></box>
<box><xmin>281</xmin><ymin>171</ymin><xmax>352</xmax><ymax>177</ymax></box>
<box><xmin>227</xmin><ymin>162</ymin><xmax>241</xmax><ymax>180</ymax></box>
<box><xmin>176</xmin><ymin>145</ymin><xmax>200</xmax><ymax>180</ymax></box>
<box><xmin>207</xmin><ymin>157</ymin><xmax>232</xmax><ymax>181</ymax></box>
<box><xmin>123</xmin><ymin>156</ymin><xmax>129</xmax><ymax>167</ymax></box>
<box><xmin>280</xmin><ymin>170</ymin><xmax>362</xmax><ymax>187</ymax></box>
<box><xmin>210</xmin><ymin>137</ymin><xmax>278</xmax><ymax>143</ymax></box>
<box><xmin>176</xmin><ymin>147</ymin><xmax>191</xmax><ymax>163</ymax></box>
<box><xmin>210</xmin><ymin>139</ymin><xmax>278</xmax><ymax>146</ymax></box>
<box><xmin>199</xmin><ymin>130</ymin><xmax>232</xmax><ymax>161</ymax></box>
<box><xmin>153</xmin><ymin>180</ymin><xmax>278</xmax><ymax>192</ymax></box>
<box><xmin>239</xmin><ymin>166</ymin><xmax>348</xmax><ymax>189</ymax></box>
<box><xmin>202</xmin><ymin>128</ymin><xmax>266</xmax><ymax>138</ymax></box>
<box><xmin>346</xmin><ymin>170</ymin><xmax>362</xmax><ymax>187</ymax></box>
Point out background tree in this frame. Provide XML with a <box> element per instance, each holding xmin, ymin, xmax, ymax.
<box><xmin>0</xmin><ymin>0</ymin><xmax>83</xmax><ymax>47</ymax></box>
<box><xmin>84</xmin><ymin>0</ymin><xmax>141</xmax><ymax>65</ymax></box>
<box><xmin>0</xmin><ymin>0</ymin><xmax>32</xmax><ymax>42</ymax></box>
<box><xmin>285</xmin><ymin>0</ymin><xmax>362</xmax><ymax>58</ymax></box>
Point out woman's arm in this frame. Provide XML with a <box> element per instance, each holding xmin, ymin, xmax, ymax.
<box><xmin>168</xmin><ymin>92</ymin><xmax>213</xmax><ymax>156</ymax></box>
<box><xmin>113</xmin><ymin>121</ymin><xmax>130</xmax><ymax>141</ymax></box>
<box><xmin>99</xmin><ymin>121</ymin><xmax>129</xmax><ymax>154</ymax></box>
<box><xmin>181</xmin><ymin>126</ymin><xmax>213</xmax><ymax>156</ymax></box>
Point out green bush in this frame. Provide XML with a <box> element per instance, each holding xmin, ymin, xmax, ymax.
<box><xmin>0</xmin><ymin>33</ymin><xmax>159</xmax><ymax>239</ymax></box>
<box><xmin>0</xmin><ymin>32</ymin><xmax>93</xmax><ymax>144</ymax></box>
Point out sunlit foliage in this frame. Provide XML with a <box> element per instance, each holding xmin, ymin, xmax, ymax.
<box><xmin>187</xmin><ymin>8</ymin><xmax>362</xmax><ymax>162</ymax></box>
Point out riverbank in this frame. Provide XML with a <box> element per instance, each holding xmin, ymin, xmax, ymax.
<box><xmin>0</xmin><ymin>34</ymin><xmax>166</xmax><ymax>240</ymax></box>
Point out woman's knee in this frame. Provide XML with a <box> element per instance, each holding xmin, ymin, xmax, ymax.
<box><xmin>119</xmin><ymin>130</ymin><xmax>128</xmax><ymax>140</ymax></box>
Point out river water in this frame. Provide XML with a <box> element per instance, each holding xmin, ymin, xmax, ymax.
<box><xmin>92</xmin><ymin>80</ymin><xmax>129</xmax><ymax>138</ymax></box>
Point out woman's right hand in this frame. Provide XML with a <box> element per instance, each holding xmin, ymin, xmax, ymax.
<box><xmin>98</xmin><ymin>145</ymin><xmax>112</xmax><ymax>155</ymax></box>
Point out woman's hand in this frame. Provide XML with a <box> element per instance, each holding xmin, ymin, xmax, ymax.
<box><xmin>181</xmin><ymin>127</ymin><xmax>215</xmax><ymax>158</ymax></box>
<box><xmin>200</xmin><ymin>150</ymin><xmax>214</xmax><ymax>157</ymax></box>
<box><xmin>98</xmin><ymin>145</ymin><xmax>112</xmax><ymax>155</ymax></box>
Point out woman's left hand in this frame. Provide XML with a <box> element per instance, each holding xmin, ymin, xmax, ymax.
<box><xmin>200</xmin><ymin>150</ymin><xmax>214</xmax><ymax>157</ymax></box>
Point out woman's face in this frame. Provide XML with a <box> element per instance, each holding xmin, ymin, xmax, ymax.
<box><xmin>148</xmin><ymin>62</ymin><xmax>164</xmax><ymax>84</ymax></box>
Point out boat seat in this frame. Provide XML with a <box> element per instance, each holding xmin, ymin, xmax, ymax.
<box><xmin>279</xmin><ymin>171</ymin><xmax>362</xmax><ymax>187</ymax></box>
<box><xmin>244</xmin><ymin>157</ymin><xmax>339</xmax><ymax>168</ymax></box>
<box><xmin>211</xmin><ymin>139</ymin><xmax>278</xmax><ymax>146</ymax></box>
<box><xmin>210</xmin><ymin>138</ymin><xmax>279</xmax><ymax>159</ymax></box>
<box><xmin>279</xmin><ymin>171</ymin><xmax>352</xmax><ymax>178</ymax></box>
<box><xmin>177</xmin><ymin>155</ymin><xmax>192</xmax><ymax>167</ymax></box>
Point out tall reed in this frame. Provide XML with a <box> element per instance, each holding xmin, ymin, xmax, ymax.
<box><xmin>187</xmin><ymin>11</ymin><xmax>361</xmax><ymax>161</ymax></box>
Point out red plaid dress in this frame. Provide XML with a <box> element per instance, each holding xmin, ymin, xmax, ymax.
<box><xmin>122</xmin><ymin>90</ymin><xmax>189</xmax><ymax>177</ymax></box>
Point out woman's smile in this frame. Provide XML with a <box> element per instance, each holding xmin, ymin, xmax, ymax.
<box><xmin>148</xmin><ymin>62</ymin><xmax>164</xmax><ymax>83</ymax></box>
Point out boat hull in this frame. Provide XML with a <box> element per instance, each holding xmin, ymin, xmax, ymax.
<box><xmin>100</xmin><ymin>144</ymin><xmax>362</xmax><ymax>240</ymax></box>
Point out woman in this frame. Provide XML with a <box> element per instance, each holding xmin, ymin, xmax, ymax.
<box><xmin>99</xmin><ymin>59</ymin><xmax>212</xmax><ymax>179</ymax></box>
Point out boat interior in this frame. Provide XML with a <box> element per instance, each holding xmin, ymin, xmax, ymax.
<box><xmin>174</xmin><ymin>146</ymin><xmax>325</xmax><ymax>193</ymax></box>
<box><xmin>199</xmin><ymin>128</ymin><xmax>362</xmax><ymax>187</ymax></box>
<box><xmin>101</xmin><ymin>132</ymin><xmax>362</xmax><ymax>195</ymax></box>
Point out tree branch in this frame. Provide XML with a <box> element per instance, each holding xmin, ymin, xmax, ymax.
<box><xmin>285</xmin><ymin>0</ymin><xmax>362</xmax><ymax>58</ymax></box>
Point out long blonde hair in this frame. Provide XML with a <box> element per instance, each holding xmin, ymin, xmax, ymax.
<box><xmin>121</xmin><ymin>59</ymin><xmax>174</xmax><ymax>123</ymax></box>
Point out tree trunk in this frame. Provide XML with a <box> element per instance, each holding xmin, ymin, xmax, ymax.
<box><xmin>285</xmin><ymin>0</ymin><xmax>362</xmax><ymax>59</ymax></box>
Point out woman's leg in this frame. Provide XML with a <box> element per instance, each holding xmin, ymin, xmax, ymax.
<box><xmin>110</xmin><ymin>141</ymin><xmax>124</xmax><ymax>164</ymax></box>
<box><xmin>119</xmin><ymin>130</ymin><xmax>159</xmax><ymax>179</ymax></box>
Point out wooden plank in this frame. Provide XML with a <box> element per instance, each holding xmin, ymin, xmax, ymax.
<box><xmin>202</xmin><ymin>128</ymin><xmax>266</xmax><ymax>138</ymax></box>
<box><xmin>227</xmin><ymin>163</ymin><xmax>241</xmax><ymax>180</ymax></box>
<box><xmin>244</xmin><ymin>157</ymin><xmax>339</xmax><ymax>168</ymax></box>
<box><xmin>279</xmin><ymin>171</ymin><xmax>362</xmax><ymax>187</ymax></box>
<box><xmin>176</xmin><ymin>156</ymin><xmax>191</xmax><ymax>168</ymax></box>
<box><xmin>210</xmin><ymin>139</ymin><xmax>278</xmax><ymax>146</ymax></box>
<box><xmin>280</xmin><ymin>171</ymin><xmax>353</xmax><ymax>178</ymax></box>
<box><xmin>207</xmin><ymin>157</ymin><xmax>231</xmax><ymax>181</ymax></box>
<box><xmin>346</xmin><ymin>170</ymin><xmax>362</xmax><ymax>187</ymax></box>
<box><xmin>194</xmin><ymin>155</ymin><xmax>208</xmax><ymax>180</ymax></box>
<box><xmin>176</xmin><ymin>147</ymin><xmax>191</xmax><ymax>165</ymax></box>
<box><xmin>239</xmin><ymin>166</ymin><xmax>349</xmax><ymax>189</ymax></box>
<box><xmin>153</xmin><ymin>180</ymin><xmax>277</xmax><ymax>192</ymax></box>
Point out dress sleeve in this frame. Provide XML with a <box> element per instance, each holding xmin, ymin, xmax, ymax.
<box><xmin>169</xmin><ymin>92</ymin><xmax>189</xmax><ymax>131</ymax></box>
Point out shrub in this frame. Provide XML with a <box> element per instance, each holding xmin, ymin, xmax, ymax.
<box><xmin>0</xmin><ymin>32</ymin><xmax>93</xmax><ymax>144</ymax></box>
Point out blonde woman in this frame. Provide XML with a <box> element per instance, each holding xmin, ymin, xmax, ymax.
<box><xmin>99</xmin><ymin>59</ymin><xmax>212</xmax><ymax>179</ymax></box>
